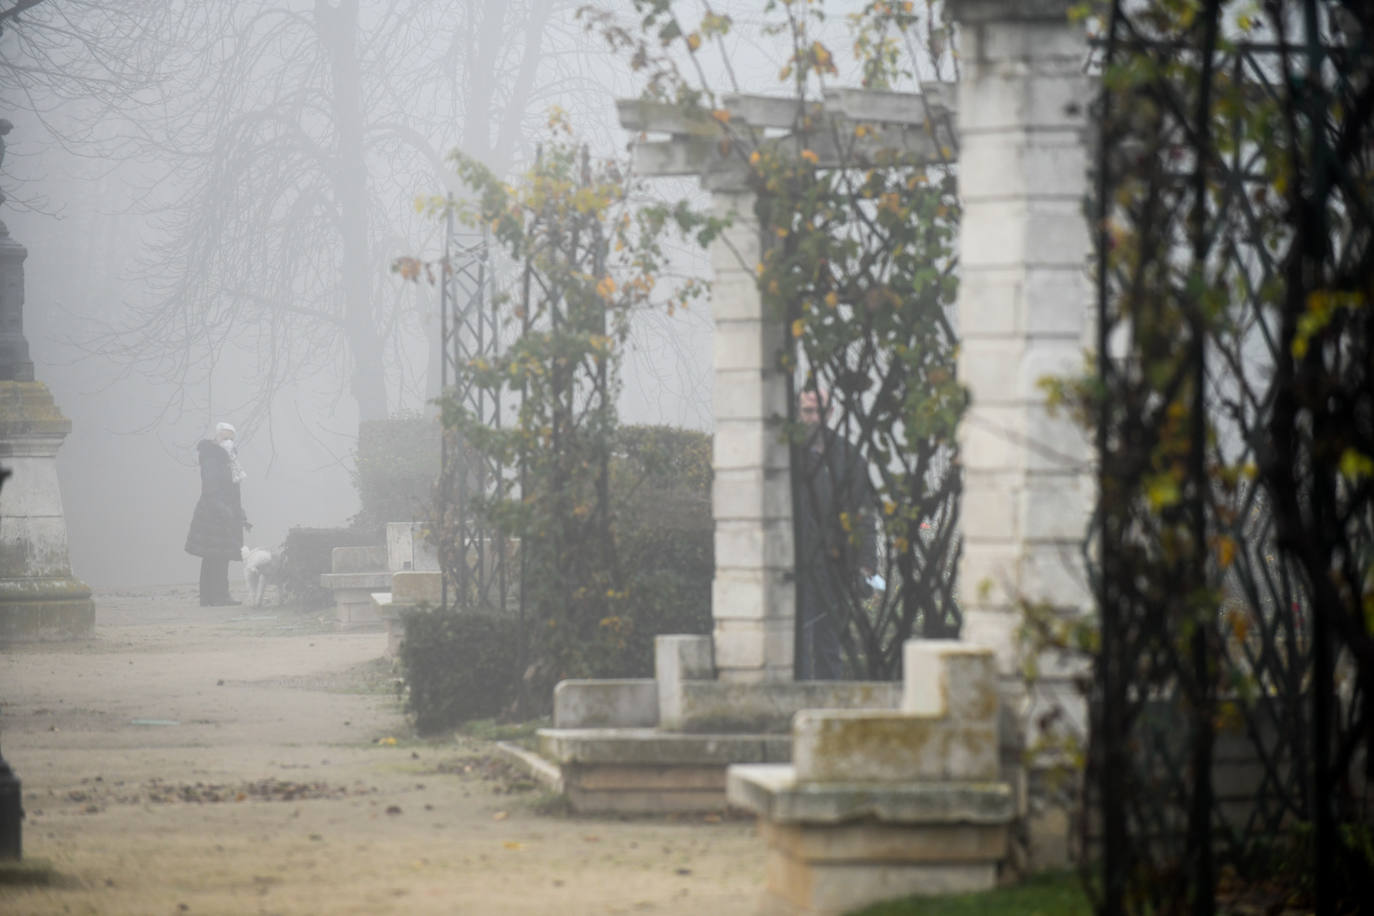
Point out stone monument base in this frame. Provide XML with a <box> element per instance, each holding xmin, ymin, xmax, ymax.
<box><xmin>0</xmin><ymin>577</ymin><xmax>93</xmax><ymax>641</ymax></box>
<box><xmin>0</xmin><ymin>380</ymin><xmax>95</xmax><ymax>642</ymax></box>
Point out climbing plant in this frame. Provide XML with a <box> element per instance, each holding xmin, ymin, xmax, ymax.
<box><xmin>582</xmin><ymin>0</ymin><xmax>964</xmax><ymax>677</ymax></box>
<box><xmin>401</xmin><ymin>122</ymin><xmax>719</xmax><ymax>705</ymax></box>
<box><xmin>1024</xmin><ymin>2</ymin><xmax>1374</xmax><ymax>913</ymax></box>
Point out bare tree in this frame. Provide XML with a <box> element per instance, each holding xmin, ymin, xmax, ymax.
<box><xmin>6</xmin><ymin>0</ymin><xmax>585</xmax><ymax>431</ymax></box>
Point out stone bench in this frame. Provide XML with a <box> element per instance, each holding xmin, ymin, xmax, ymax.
<box><xmin>536</xmin><ymin>635</ymin><xmax>903</xmax><ymax>814</ymax></box>
<box><xmin>371</xmin><ymin>569</ymin><xmax>442</xmax><ymax>656</ymax></box>
<box><xmin>726</xmin><ymin>641</ymin><xmax>1013</xmax><ymax>916</ymax></box>
<box><xmin>319</xmin><ymin>545</ymin><xmax>389</xmax><ymax>628</ymax></box>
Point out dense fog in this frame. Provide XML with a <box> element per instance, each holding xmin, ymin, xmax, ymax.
<box><xmin>0</xmin><ymin>1</ymin><xmax>709</xmax><ymax>587</ymax></box>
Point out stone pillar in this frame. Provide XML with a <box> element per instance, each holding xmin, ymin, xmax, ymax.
<box><xmin>949</xmin><ymin>0</ymin><xmax>1093</xmax><ymax>679</ymax></box>
<box><xmin>948</xmin><ymin>0</ymin><xmax>1093</xmax><ymax>869</ymax></box>
<box><xmin>0</xmin><ymin>221</ymin><xmax>95</xmax><ymax>641</ymax></box>
<box><xmin>708</xmin><ymin>189</ymin><xmax>795</xmax><ymax>683</ymax></box>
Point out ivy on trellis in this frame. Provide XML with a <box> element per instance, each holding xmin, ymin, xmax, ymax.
<box><xmin>585</xmin><ymin>0</ymin><xmax>964</xmax><ymax>677</ymax></box>
<box><xmin>401</xmin><ymin>125</ymin><xmax>720</xmax><ymax>697</ymax></box>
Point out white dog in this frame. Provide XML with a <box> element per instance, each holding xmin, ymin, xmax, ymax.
<box><xmin>241</xmin><ymin>545</ymin><xmax>279</xmax><ymax>608</ymax></box>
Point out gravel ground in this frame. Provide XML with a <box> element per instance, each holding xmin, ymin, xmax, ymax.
<box><xmin>0</xmin><ymin>585</ymin><xmax>764</xmax><ymax>915</ymax></box>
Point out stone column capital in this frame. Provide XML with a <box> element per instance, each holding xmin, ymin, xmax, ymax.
<box><xmin>946</xmin><ymin>0</ymin><xmax>1075</xmax><ymax>24</ymax></box>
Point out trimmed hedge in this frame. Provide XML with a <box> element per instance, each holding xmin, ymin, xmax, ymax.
<box><xmin>596</xmin><ymin>424</ymin><xmax>713</xmax><ymax>677</ymax></box>
<box><xmin>280</xmin><ymin>526</ymin><xmax>377</xmax><ymax>609</ymax></box>
<box><xmin>398</xmin><ymin>606</ymin><xmax>522</xmax><ymax>734</ymax></box>
<box><xmin>398</xmin><ymin>424</ymin><xmax>713</xmax><ymax>728</ymax></box>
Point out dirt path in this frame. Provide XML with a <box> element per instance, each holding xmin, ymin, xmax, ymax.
<box><xmin>0</xmin><ymin>586</ymin><xmax>765</xmax><ymax>915</ymax></box>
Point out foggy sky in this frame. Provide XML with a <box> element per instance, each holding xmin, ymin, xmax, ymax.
<box><xmin>2</xmin><ymin>0</ymin><xmax>890</xmax><ymax>587</ymax></box>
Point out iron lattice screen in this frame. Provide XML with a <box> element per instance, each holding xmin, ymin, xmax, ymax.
<box><xmin>438</xmin><ymin>221</ymin><xmax>510</xmax><ymax>613</ymax></box>
<box><xmin>1090</xmin><ymin>3</ymin><xmax>1372</xmax><ymax>914</ymax></box>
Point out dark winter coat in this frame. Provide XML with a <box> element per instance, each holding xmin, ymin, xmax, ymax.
<box><xmin>794</xmin><ymin>434</ymin><xmax>876</xmax><ymax>680</ymax></box>
<box><xmin>184</xmin><ymin>439</ymin><xmax>245</xmax><ymax>559</ymax></box>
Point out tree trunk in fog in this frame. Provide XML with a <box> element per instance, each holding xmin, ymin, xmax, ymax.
<box><xmin>422</xmin><ymin>0</ymin><xmax>552</xmax><ymax>401</ymax></box>
<box><xmin>317</xmin><ymin>0</ymin><xmax>388</xmax><ymax>422</ymax></box>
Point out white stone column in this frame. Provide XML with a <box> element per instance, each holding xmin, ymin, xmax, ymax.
<box><xmin>708</xmin><ymin>189</ymin><xmax>795</xmax><ymax>683</ymax></box>
<box><xmin>949</xmin><ymin>0</ymin><xmax>1093</xmax><ymax>679</ymax></box>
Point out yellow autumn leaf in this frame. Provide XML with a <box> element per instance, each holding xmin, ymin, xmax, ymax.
<box><xmin>1339</xmin><ymin>448</ymin><xmax>1374</xmax><ymax>481</ymax></box>
<box><xmin>791</xmin><ymin>318</ymin><xmax>805</xmax><ymax>338</ymax></box>
<box><xmin>686</xmin><ymin>33</ymin><xmax>702</xmax><ymax>52</ymax></box>
<box><xmin>1145</xmin><ymin>474</ymin><xmax>1181</xmax><ymax>509</ymax></box>
<box><xmin>596</xmin><ymin>275</ymin><xmax>617</xmax><ymax>299</ymax></box>
<box><xmin>711</xmin><ymin>108</ymin><xmax>731</xmax><ymax>124</ymax></box>
<box><xmin>824</xmin><ymin>291</ymin><xmax>838</xmax><ymax>308</ymax></box>
<box><xmin>749</xmin><ymin>150</ymin><xmax>761</xmax><ymax>165</ymax></box>
<box><xmin>800</xmin><ymin>148</ymin><xmax>819</xmax><ymax>164</ymax></box>
<box><xmin>812</xmin><ymin>42</ymin><xmax>832</xmax><ymax>68</ymax></box>
<box><xmin>1215</xmin><ymin>535</ymin><xmax>1237</xmax><ymax>570</ymax></box>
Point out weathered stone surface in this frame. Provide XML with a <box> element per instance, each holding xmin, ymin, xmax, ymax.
<box><xmin>538</xmin><ymin>728</ymin><xmax>790</xmax><ymax>767</ymax></box>
<box><xmin>0</xmin><ymin>581</ymin><xmax>95</xmax><ymax>642</ymax></box>
<box><xmin>564</xmin><ymin>786</ymin><xmax>727</xmax><ymax>815</ymax></box>
<box><xmin>759</xmin><ymin>820</ymin><xmax>1008</xmax><ymax>864</ymax></box>
<box><xmin>568</xmin><ymin>764</ymin><xmax>725</xmax><ymax>792</ymax></box>
<box><xmin>727</xmin><ymin>764</ymin><xmax>1014</xmax><ymax>826</ymax></box>
<box><xmin>0</xmin><ymin>381</ymin><xmax>94</xmax><ymax>640</ymax></box>
<box><xmin>792</xmin><ymin>711</ymin><xmax>999</xmax><ymax>784</ymax></box>
<box><xmin>319</xmin><ymin>571</ymin><xmax>390</xmax><ymax>590</ymax></box>
<box><xmin>390</xmin><ymin>569</ymin><xmax>442</xmax><ymax>606</ymax></box>
<box><xmin>655</xmin><ymin>634</ymin><xmax>713</xmax><ymax>728</ymax></box>
<box><xmin>553</xmin><ymin>679</ymin><xmax>659</xmax><ymax>729</ymax></box>
<box><xmin>712</xmin><ymin>617</ymin><xmax>794</xmax><ymax>680</ymax></box>
<box><xmin>765</xmin><ymin>854</ymin><xmax>997</xmax><ymax>915</ymax></box>
<box><xmin>902</xmin><ymin>641</ymin><xmax>999</xmax><ymax>721</ymax></box>
<box><xmin>674</xmin><ymin>680</ymin><xmax>900</xmax><ymax>734</ymax></box>
<box><xmin>709</xmin><ymin>569</ymin><xmax>792</xmax><ymax>625</ymax></box>
<box><xmin>329</xmin><ymin>545</ymin><xmax>387</xmax><ymax>574</ymax></box>
<box><xmin>385</xmin><ymin>522</ymin><xmax>439</xmax><ymax>572</ymax></box>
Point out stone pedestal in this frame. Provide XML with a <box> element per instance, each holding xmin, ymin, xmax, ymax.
<box><xmin>947</xmin><ymin>0</ymin><xmax>1094</xmax><ymax>872</ymax></box>
<box><xmin>708</xmin><ymin>190</ymin><xmax>796</xmax><ymax>684</ymax></box>
<box><xmin>728</xmin><ymin>642</ymin><xmax>1013</xmax><ymax>916</ymax></box>
<box><xmin>320</xmin><ymin>544</ymin><xmax>389</xmax><ymax>627</ymax></box>
<box><xmin>0</xmin><ymin>381</ymin><xmax>94</xmax><ymax>641</ymax></box>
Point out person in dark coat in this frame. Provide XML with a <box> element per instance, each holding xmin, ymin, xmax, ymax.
<box><xmin>185</xmin><ymin>421</ymin><xmax>250</xmax><ymax>606</ymax></box>
<box><xmin>794</xmin><ymin>389</ymin><xmax>876</xmax><ymax>680</ymax></box>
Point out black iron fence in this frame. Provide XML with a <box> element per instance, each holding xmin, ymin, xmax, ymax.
<box><xmin>1091</xmin><ymin>3</ymin><xmax>1372</xmax><ymax>913</ymax></box>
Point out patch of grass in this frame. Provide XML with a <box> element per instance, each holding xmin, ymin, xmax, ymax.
<box><xmin>458</xmin><ymin>716</ymin><xmax>550</xmax><ymax>744</ymax></box>
<box><xmin>849</xmin><ymin>871</ymin><xmax>1089</xmax><ymax>916</ymax></box>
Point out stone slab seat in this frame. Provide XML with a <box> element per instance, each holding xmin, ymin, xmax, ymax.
<box><xmin>370</xmin><ymin>569</ymin><xmax>442</xmax><ymax>656</ymax></box>
<box><xmin>537</xmin><ymin>727</ymin><xmax>793</xmax><ymax>814</ymax></box>
<box><xmin>320</xmin><ymin>544</ymin><xmax>389</xmax><ymax>628</ymax></box>
<box><xmin>727</xmin><ymin>764</ymin><xmax>1014</xmax><ymax>825</ymax></box>
<box><xmin>724</xmin><ymin>641</ymin><xmax>1015</xmax><ymax>916</ymax></box>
